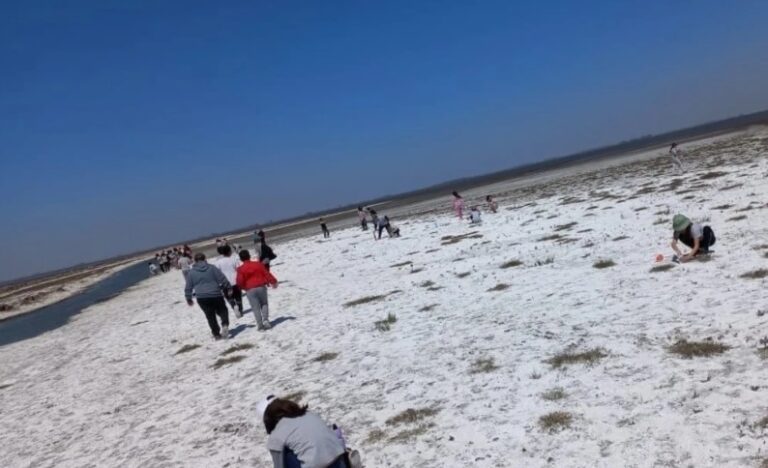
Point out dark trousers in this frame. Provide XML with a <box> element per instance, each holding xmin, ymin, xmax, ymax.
<box><xmin>196</xmin><ymin>296</ymin><xmax>229</xmax><ymax>337</ymax></box>
<box><xmin>361</xmin><ymin>219</ymin><xmax>368</xmax><ymax>230</ymax></box>
<box><xmin>284</xmin><ymin>449</ymin><xmax>348</xmax><ymax>468</ymax></box>
<box><xmin>680</xmin><ymin>226</ymin><xmax>716</xmax><ymax>253</ymax></box>
<box><xmin>377</xmin><ymin>224</ymin><xmax>391</xmax><ymax>239</ymax></box>
<box><xmin>323</xmin><ymin>229</ymin><xmax>330</xmax><ymax>238</ymax></box>
<box><xmin>226</xmin><ymin>286</ymin><xmax>243</xmax><ymax>312</ymax></box>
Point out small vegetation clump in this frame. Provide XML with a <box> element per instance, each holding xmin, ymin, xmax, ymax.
<box><xmin>312</xmin><ymin>352</ymin><xmax>339</xmax><ymax>362</ymax></box>
<box><xmin>534</xmin><ymin>257</ymin><xmax>554</xmax><ymax>266</ymax></box>
<box><xmin>385</xmin><ymin>407</ymin><xmax>440</xmax><ymax>426</ymax></box>
<box><xmin>344</xmin><ymin>295</ymin><xmax>387</xmax><ymax>308</ymax></box>
<box><xmin>455</xmin><ymin>271</ymin><xmax>471</xmax><ymax>278</ymax></box>
<box><xmin>0</xmin><ymin>383</ymin><xmax>13</xmax><ymax>391</ymax></box>
<box><xmin>221</xmin><ymin>343</ymin><xmax>255</xmax><ymax>356</ymax></box>
<box><xmin>650</xmin><ymin>264</ymin><xmax>675</xmax><ymax>273</ymax></box>
<box><xmin>546</xmin><ymin>348</ymin><xmax>607</xmax><ymax>368</ymax></box>
<box><xmin>487</xmin><ymin>283</ymin><xmax>510</xmax><ymax>292</ymax></box>
<box><xmin>668</xmin><ymin>339</ymin><xmax>729</xmax><ymax>358</ymax></box>
<box><xmin>469</xmin><ymin>357</ymin><xmax>499</xmax><ymax>374</ymax></box>
<box><xmin>366</xmin><ymin>429</ymin><xmax>387</xmax><ymax>443</ymax></box>
<box><xmin>175</xmin><ymin>344</ymin><xmax>201</xmax><ymax>355</ymax></box>
<box><xmin>419</xmin><ymin>280</ymin><xmax>436</xmax><ymax>288</ymax></box>
<box><xmin>727</xmin><ymin>214</ymin><xmax>747</xmax><ymax>221</ymax></box>
<box><xmin>389</xmin><ymin>261</ymin><xmax>413</xmax><ymax>268</ymax></box>
<box><xmin>699</xmin><ymin>171</ymin><xmax>729</xmax><ymax>180</ymax></box>
<box><xmin>374</xmin><ymin>313</ymin><xmax>398</xmax><ymax>332</ymax></box>
<box><xmin>612</xmin><ymin>235</ymin><xmax>629</xmax><ymax>242</ymax></box>
<box><xmin>500</xmin><ymin>259</ymin><xmax>523</xmax><ymax>269</ymax></box>
<box><xmin>539</xmin><ymin>411</ymin><xmax>573</xmax><ymax>432</ymax></box>
<box><xmin>418</xmin><ymin>304</ymin><xmax>438</xmax><ymax>312</ymax></box>
<box><xmin>740</xmin><ymin>269</ymin><xmax>768</xmax><ymax>280</ymax></box>
<box><xmin>593</xmin><ymin>259</ymin><xmax>615</xmax><ymax>269</ymax></box>
<box><xmin>712</xmin><ymin>204</ymin><xmax>734</xmax><ymax>210</ymax></box>
<box><xmin>541</xmin><ymin>388</ymin><xmax>567</xmax><ymax>401</ymax></box>
<box><xmin>538</xmin><ymin>234</ymin><xmax>563</xmax><ymax>242</ymax></box>
<box><xmin>554</xmin><ymin>222</ymin><xmax>578</xmax><ymax>232</ymax></box>
<box><xmin>212</xmin><ymin>355</ymin><xmax>246</xmax><ymax>369</ymax></box>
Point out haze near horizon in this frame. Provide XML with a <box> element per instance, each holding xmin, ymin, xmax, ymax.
<box><xmin>2</xmin><ymin>0</ymin><xmax>768</xmax><ymax>282</ymax></box>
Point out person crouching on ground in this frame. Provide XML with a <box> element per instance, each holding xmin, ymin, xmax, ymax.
<box><xmin>184</xmin><ymin>253</ymin><xmax>232</xmax><ymax>340</ymax></box>
<box><xmin>376</xmin><ymin>215</ymin><xmax>392</xmax><ymax>240</ymax></box>
<box><xmin>236</xmin><ymin>249</ymin><xmax>278</xmax><ymax>331</ymax></box>
<box><xmin>469</xmin><ymin>206</ymin><xmax>482</xmax><ymax>224</ymax></box>
<box><xmin>671</xmin><ymin>214</ymin><xmax>716</xmax><ymax>262</ymax></box>
<box><xmin>257</xmin><ymin>395</ymin><xmax>348</xmax><ymax>468</ymax></box>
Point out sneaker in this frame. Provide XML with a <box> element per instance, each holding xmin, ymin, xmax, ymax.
<box><xmin>221</xmin><ymin>326</ymin><xmax>229</xmax><ymax>339</ymax></box>
<box><xmin>262</xmin><ymin>321</ymin><xmax>272</xmax><ymax>330</ymax></box>
<box><xmin>234</xmin><ymin>308</ymin><xmax>242</xmax><ymax>319</ymax></box>
<box><xmin>213</xmin><ymin>334</ymin><xmax>222</xmax><ymax>341</ymax></box>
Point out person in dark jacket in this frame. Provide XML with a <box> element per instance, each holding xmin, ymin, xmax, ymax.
<box><xmin>320</xmin><ymin>219</ymin><xmax>330</xmax><ymax>238</ymax></box>
<box><xmin>184</xmin><ymin>253</ymin><xmax>232</xmax><ymax>339</ymax></box>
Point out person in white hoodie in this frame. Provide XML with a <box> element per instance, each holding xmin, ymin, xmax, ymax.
<box><xmin>213</xmin><ymin>244</ymin><xmax>243</xmax><ymax>317</ymax></box>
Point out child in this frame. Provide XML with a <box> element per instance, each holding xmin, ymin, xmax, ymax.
<box><xmin>236</xmin><ymin>249</ymin><xmax>278</xmax><ymax>331</ymax></box>
<box><xmin>671</xmin><ymin>214</ymin><xmax>716</xmax><ymax>262</ymax></box>
<box><xmin>452</xmin><ymin>191</ymin><xmax>464</xmax><ymax>220</ymax></box>
<box><xmin>486</xmin><ymin>195</ymin><xmax>498</xmax><ymax>213</ymax></box>
<box><xmin>469</xmin><ymin>206</ymin><xmax>482</xmax><ymax>224</ymax></box>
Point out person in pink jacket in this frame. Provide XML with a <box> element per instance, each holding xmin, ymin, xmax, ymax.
<box><xmin>452</xmin><ymin>191</ymin><xmax>465</xmax><ymax>220</ymax></box>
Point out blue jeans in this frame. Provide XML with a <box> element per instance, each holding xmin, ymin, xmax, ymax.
<box><xmin>284</xmin><ymin>449</ymin><xmax>348</xmax><ymax>468</ymax></box>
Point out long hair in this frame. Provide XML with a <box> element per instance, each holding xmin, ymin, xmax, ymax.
<box><xmin>263</xmin><ymin>398</ymin><xmax>308</xmax><ymax>434</ymax></box>
<box><xmin>452</xmin><ymin>191</ymin><xmax>462</xmax><ymax>198</ymax></box>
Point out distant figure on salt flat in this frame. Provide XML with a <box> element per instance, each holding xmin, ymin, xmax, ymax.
<box><xmin>357</xmin><ymin>206</ymin><xmax>368</xmax><ymax>231</ymax></box>
<box><xmin>671</xmin><ymin>214</ymin><xmax>716</xmax><ymax>263</ymax></box>
<box><xmin>255</xmin><ymin>231</ymin><xmax>277</xmax><ymax>271</ymax></box>
<box><xmin>148</xmin><ymin>262</ymin><xmax>160</xmax><ymax>276</ymax></box>
<box><xmin>376</xmin><ymin>215</ymin><xmax>394</xmax><ymax>239</ymax></box>
<box><xmin>236</xmin><ymin>249</ymin><xmax>278</xmax><ymax>331</ymax></box>
<box><xmin>184</xmin><ymin>253</ymin><xmax>232</xmax><ymax>340</ymax></box>
<box><xmin>669</xmin><ymin>143</ymin><xmax>685</xmax><ymax>174</ymax></box>
<box><xmin>452</xmin><ymin>191</ymin><xmax>465</xmax><ymax>220</ymax></box>
<box><xmin>367</xmin><ymin>208</ymin><xmax>379</xmax><ymax>239</ymax></box>
<box><xmin>469</xmin><ymin>206</ymin><xmax>482</xmax><ymax>224</ymax></box>
<box><xmin>320</xmin><ymin>219</ymin><xmax>331</xmax><ymax>238</ymax></box>
<box><xmin>256</xmin><ymin>395</ymin><xmax>350</xmax><ymax>468</ymax></box>
<box><xmin>178</xmin><ymin>252</ymin><xmax>193</xmax><ymax>281</ymax></box>
<box><xmin>486</xmin><ymin>195</ymin><xmax>498</xmax><ymax>213</ymax></box>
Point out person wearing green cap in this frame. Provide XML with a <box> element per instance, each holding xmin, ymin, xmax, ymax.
<box><xmin>670</xmin><ymin>214</ymin><xmax>716</xmax><ymax>262</ymax></box>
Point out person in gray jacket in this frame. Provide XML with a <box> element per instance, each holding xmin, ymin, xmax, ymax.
<box><xmin>184</xmin><ymin>253</ymin><xmax>232</xmax><ymax>340</ymax></box>
<box><xmin>257</xmin><ymin>395</ymin><xmax>348</xmax><ymax>468</ymax></box>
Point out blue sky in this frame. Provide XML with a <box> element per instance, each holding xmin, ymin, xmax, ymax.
<box><xmin>2</xmin><ymin>1</ymin><xmax>768</xmax><ymax>281</ymax></box>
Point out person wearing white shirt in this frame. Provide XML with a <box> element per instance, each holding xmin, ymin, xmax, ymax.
<box><xmin>213</xmin><ymin>244</ymin><xmax>243</xmax><ymax>317</ymax></box>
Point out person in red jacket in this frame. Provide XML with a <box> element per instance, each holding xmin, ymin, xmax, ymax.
<box><xmin>237</xmin><ymin>249</ymin><xmax>278</xmax><ymax>330</ymax></box>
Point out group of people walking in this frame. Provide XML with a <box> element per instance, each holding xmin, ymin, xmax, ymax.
<box><xmin>183</xmin><ymin>233</ymin><xmax>279</xmax><ymax>340</ymax></box>
<box><xmin>148</xmin><ymin>245</ymin><xmax>193</xmax><ymax>276</ymax></box>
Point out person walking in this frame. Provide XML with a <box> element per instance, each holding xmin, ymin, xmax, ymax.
<box><xmin>320</xmin><ymin>219</ymin><xmax>330</xmax><ymax>238</ymax></box>
<box><xmin>237</xmin><ymin>249</ymin><xmax>278</xmax><ymax>331</ymax></box>
<box><xmin>184</xmin><ymin>253</ymin><xmax>232</xmax><ymax>340</ymax></box>
<box><xmin>178</xmin><ymin>252</ymin><xmax>193</xmax><ymax>282</ymax></box>
<box><xmin>486</xmin><ymin>195</ymin><xmax>498</xmax><ymax>213</ymax></box>
<box><xmin>213</xmin><ymin>244</ymin><xmax>244</xmax><ymax>318</ymax></box>
<box><xmin>669</xmin><ymin>143</ymin><xmax>685</xmax><ymax>174</ymax></box>
<box><xmin>257</xmin><ymin>395</ymin><xmax>349</xmax><ymax>468</ymax></box>
<box><xmin>452</xmin><ymin>191</ymin><xmax>465</xmax><ymax>220</ymax></box>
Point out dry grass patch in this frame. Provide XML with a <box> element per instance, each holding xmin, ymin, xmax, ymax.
<box><xmin>385</xmin><ymin>407</ymin><xmax>440</xmax><ymax>426</ymax></box>
<box><xmin>612</xmin><ymin>235</ymin><xmax>629</xmax><ymax>242</ymax></box>
<box><xmin>221</xmin><ymin>343</ymin><xmax>255</xmax><ymax>356</ymax></box>
<box><xmin>175</xmin><ymin>344</ymin><xmax>201</xmax><ymax>355</ymax></box>
<box><xmin>344</xmin><ymin>295</ymin><xmax>387</xmax><ymax>308</ymax></box>
<box><xmin>374</xmin><ymin>313</ymin><xmax>397</xmax><ymax>332</ymax></box>
<box><xmin>720</xmin><ymin>183</ymin><xmax>743</xmax><ymax>191</ymax></box>
<box><xmin>668</xmin><ymin>339</ymin><xmax>729</xmax><ymax>358</ymax></box>
<box><xmin>653</xmin><ymin>218</ymin><xmax>666</xmax><ymax>225</ymax></box>
<box><xmin>487</xmin><ymin>283</ymin><xmax>510</xmax><ymax>292</ymax></box>
<box><xmin>500</xmin><ymin>259</ymin><xmax>523</xmax><ymax>269</ymax></box>
<box><xmin>441</xmin><ymin>231</ymin><xmax>482</xmax><ymax>245</ymax></box>
<box><xmin>419</xmin><ymin>304</ymin><xmax>439</xmax><ymax>312</ymax></box>
<box><xmin>313</xmin><ymin>352</ymin><xmax>339</xmax><ymax>362</ymax></box>
<box><xmin>212</xmin><ymin>355</ymin><xmax>246</xmax><ymax>369</ymax></box>
<box><xmin>699</xmin><ymin>171</ymin><xmax>729</xmax><ymax>180</ymax></box>
<box><xmin>538</xmin><ymin>233</ymin><xmax>563</xmax><ymax>242</ymax></box>
<box><xmin>455</xmin><ymin>271</ymin><xmax>471</xmax><ymax>278</ymax></box>
<box><xmin>388</xmin><ymin>424</ymin><xmax>434</xmax><ymax>443</ymax></box>
<box><xmin>554</xmin><ymin>222</ymin><xmax>578</xmax><ymax>232</ymax></box>
<box><xmin>546</xmin><ymin>348</ymin><xmax>606</xmax><ymax>368</ymax></box>
<box><xmin>419</xmin><ymin>280</ymin><xmax>436</xmax><ymax>288</ymax></box>
<box><xmin>541</xmin><ymin>388</ymin><xmax>567</xmax><ymax>401</ymax></box>
<box><xmin>539</xmin><ymin>411</ymin><xmax>573</xmax><ymax>433</ymax></box>
<box><xmin>0</xmin><ymin>383</ymin><xmax>13</xmax><ymax>391</ymax></box>
<box><xmin>593</xmin><ymin>259</ymin><xmax>615</xmax><ymax>269</ymax></box>
<box><xmin>469</xmin><ymin>357</ymin><xmax>499</xmax><ymax>374</ymax></box>
<box><xmin>650</xmin><ymin>264</ymin><xmax>675</xmax><ymax>273</ymax></box>
<box><xmin>366</xmin><ymin>429</ymin><xmax>387</xmax><ymax>444</ymax></box>
<box><xmin>727</xmin><ymin>214</ymin><xmax>748</xmax><ymax>221</ymax></box>
<box><xmin>741</xmin><ymin>269</ymin><xmax>768</xmax><ymax>280</ymax></box>
<box><xmin>534</xmin><ymin>257</ymin><xmax>554</xmax><ymax>266</ymax></box>
<box><xmin>389</xmin><ymin>261</ymin><xmax>412</xmax><ymax>268</ymax></box>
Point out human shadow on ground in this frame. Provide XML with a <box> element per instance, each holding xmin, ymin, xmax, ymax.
<box><xmin>270</xmin><ymin>316</ymin><xmax>297</xmax><ymax>328</ymax></box>
<box><xmin>229</xmin><ymin>324</ymin><xmax>257</xmax><ymax>339</ymax></box>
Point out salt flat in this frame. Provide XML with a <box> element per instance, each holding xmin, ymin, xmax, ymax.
<box><xmin>1</xmin><ymin>130</ymin><xmax>768</xmax><ymax>468</ymax></box>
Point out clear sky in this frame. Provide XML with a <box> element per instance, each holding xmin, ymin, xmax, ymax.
<box><xmin>2</xmin><ymin>1</ymin><xmax>768</xmax><ymax>282</ymax></box>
